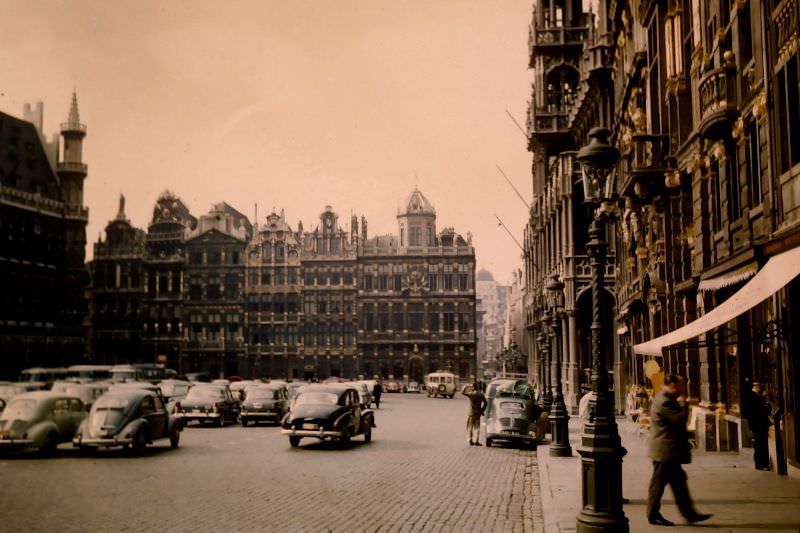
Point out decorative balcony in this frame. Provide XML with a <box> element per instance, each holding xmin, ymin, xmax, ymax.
<box><xmin>63</xmin><ymin>204</ymin><xmax>89</xmax><ymax>221</ymax></box>
<box><xmin>529</xmin><ymin>25</ymin><xmax>588</xmax><ymax>65</ymax></box>
<box><xmin>698</xmin><ymin>64</ymin><xmax>739</xmax><ymax>139</ymax></box>
<box><xmin>619</xmin><ymin>133</ymin><xmax>671</xmax><ymax>198</ymax></box>
<box><xmin>527</xmin><ymin>105</ymin><xmax>570</xmax><ymax>150</ymax></box>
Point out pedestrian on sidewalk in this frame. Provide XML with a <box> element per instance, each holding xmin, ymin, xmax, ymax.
<box><xmin>462</xmin><ymin>382</ymin><xmax>487</xmax><ymax>446</ymax></box>
<box><xmin>373</xmin><ymin>380</ymin><xmax>383</xmax><ymax>409</ymax></box>
<box><xmin>745</xmin><ymin>380</ymin><xmax>772</xmax><ymax>470</ymax></box>
<box><xmin>647</xmin><ymin>374</ymin><xmax>712</xmax><ymax>527</ymax></box>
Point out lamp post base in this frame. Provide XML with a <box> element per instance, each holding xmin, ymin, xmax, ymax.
<box><xmin>575</xmin><ymin>417</ymin><xmax>628</xmax><ymax>533</ymax></box>
<box><xmin>549</xmin><ymin>401</ymin><xmax>572</xmax><ymax>457</ymax></box>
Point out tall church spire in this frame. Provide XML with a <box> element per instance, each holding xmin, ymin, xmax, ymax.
<box><xmin>67</xmin><ymin>90</ymin><xmax>81</xmax><ymax>124</ymax></box>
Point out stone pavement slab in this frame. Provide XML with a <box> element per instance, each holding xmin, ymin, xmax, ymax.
<box><xmin>537</xmin><ymin>417</ymin><xmax>800</xmax><ymax>533</ymax></box>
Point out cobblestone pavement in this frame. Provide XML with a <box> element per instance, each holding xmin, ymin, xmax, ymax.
<box><xmin>0</xmin><ymin>393</ymin><xmax>543</xmax><ymax>532</ymax></box>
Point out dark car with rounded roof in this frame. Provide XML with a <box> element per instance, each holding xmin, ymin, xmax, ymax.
<box><xmin>0</xmin><ymin>391</ymin><xmax>86</xmax><ymax>454</ymax></box>
<box><xmin>73</xmin><ymin>389</ymin><xmax>181</xmax><ymax>454</ymax></box>
<box><xmin>175</xmin><ymin>384</ymin><xmax>240</xmax><ymax>426</ymax></box>
<box><xmin>240</xmin><ymin>384</ymin><xmax>289</xmax><ymax>426</ymax></box>
<box><xmin>280</xmin><ymin>384</ymin><xmax>374</xmax><ymax>448</ymax></box>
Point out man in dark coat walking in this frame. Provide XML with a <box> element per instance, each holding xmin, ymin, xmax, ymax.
<box><xmin>372</xmin><ymin>380</ymin><xmax>383</xmax><ymax>409</ymax></box>
<box><xmin>745</xmin><ymin>381</ymin><xmax>771</xmax><ymax>470</ymax></box>
<box><xmin>647</xmin><ymin>374</ymin><xmax>711</xmax><ymax>526</ymax></box>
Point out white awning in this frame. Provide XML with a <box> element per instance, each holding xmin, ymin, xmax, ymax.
<box><xmin>633</xmin><ymin>246</ymin><xmax>800</xmax><ymax>356</ymax></box>
<box><xmin>697</xmin><ymin>262</ymin><xmax>758</xmax><ymax>291</ymax></box>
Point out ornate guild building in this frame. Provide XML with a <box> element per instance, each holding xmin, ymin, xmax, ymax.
<box><xmin>358</xmin><ymin>190</ymin><xmax>476</xmax><ymax>383</ymax></box>
<box><xmin>523</xmin><ymin>0</ymin><xmax>800</xmax><ymax>475</ymax></box>
<box><xmin>88</xmin><ymin>188</ymin><xmax>477</xmax><ymax>383</ymax></box>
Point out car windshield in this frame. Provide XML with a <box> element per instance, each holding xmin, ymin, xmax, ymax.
<box><xmin>295</xmin><ymin>392</ymin><xmax>338</xmax><ymax>406</ymax></box>
<box><xmin>499</xmin><ymin>400</ymin><xmax>525</xmax><ymax>411</ymax></box>
<box><xmin>94</xmin><ymin>397</ymin><xmax>130</xmax><ymax>410</ymax></box>
<box><xmin>160</xmin><ymin>383</ymin><xmax>188</xmax><ymax>396</ymax></box>
<box><xmin>186</xmin><ymin>387</ymin><xmax>224</xmax><ymax>400</ymax></box>
<box><xmin>495</xmin><ymin>380</ymin><xmax>533</xmax><ymax>400</ymax></box>
<box><xmin>248</xmin><ymin>390</ymin><xmax>277</xmax><ymax>400</ymax></box>
<box><xmin>0</xmin><ymin>399</ymin><xmax>38</xmax><ymax>420</ymax></box>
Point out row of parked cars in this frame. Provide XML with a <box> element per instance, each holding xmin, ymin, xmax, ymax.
<box><xmin>0</xmin><ymin>386</ymin><xmax>182</xmax><ymax>456</ymax></box>
<box><xmin>0</xmin><ymin>373</ymin><xmax>384</xmax><ymax>455</ymax></box>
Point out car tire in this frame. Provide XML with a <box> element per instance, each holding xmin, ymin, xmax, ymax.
<box><xmin>131</xmin><ymin>431</ymin><xmax>147</xmax><ymax>456</ymax></box>
<box><xmin>364</xmin><ymin>425</ymin><xmax>372</xmax><ymax>443</ymax></box>
<box><xmin>486</xmin><ymin>437</ymin><xmax>493</xmax><ymax>448</ymax></box>
<box><xmin>241</xmin><ymin>418</ymin><xmax>248</xmax><ymax>427</ymax></box>
<box><xmin>170</xmin><ymin>427</ymin><xmax>180</xmax><ymax>449</ymax></box>
<box><xmin>340</xmin><ymin>429</ymin><xmax>351</xmax><ymax>446</ymax></box>
<box><xmin>216</xmin><ymin>414</ymin><xmax>225</xmax><ymax>427</ymax></box>
<box><xmin>289</xmin><ymin>436</ymin><xmax>301</xmax><ymax>448</ymax></box>
<box><xmin>40</xmin><ymin>432</ymin><xmax>58</xmax><ymax>456</ymax></box>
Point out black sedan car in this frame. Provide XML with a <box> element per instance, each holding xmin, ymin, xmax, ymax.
<box><xmin>240</xmin><ymin>385</ymin><xmax>289</xmax><ymax>427</ymax></box>
<box><xmin>280</xmin><ymin>385</ymin><xmax>374</xmax><ymax>448</ymax></box>
<box><xmin>176</xmin><ymin>384</ymin><xmax>240</xmax><ymax>426</ymax></box>
<box><xmin>73</xmin><ymin>389</ymin><xmax>182</xmax><ymax>454</ymax></box>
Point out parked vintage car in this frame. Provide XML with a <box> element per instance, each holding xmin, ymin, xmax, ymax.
<box><xmin>287</xmin><ymin>382</ymin><xmax>309</xmax><ymax>405</ymax></box>
<box><xmin>0</xmin><ymin>382</ymin><xmax>31</xmax><ymax>403</ymax></box>
<box><xmin>350</xmin><ymin>382</ymin><xmax>373</xmax><ymax>407</ymax></box>
<box><xmin>280</xmin><ymin>385</ymin><xmax>375</xmax><ymax>447</ymax></box>
<box><xmin>176</xmin><ymin>384</ymin><xmax>240</xmax><ymax>426</ymax></box>
<box><xmin>158</xmin><ymin>379</ymin><xmax>192</xmax><ymax>404</ymax></box>
<box><xmin>184</xmin><ymin>372</ymin><xmax>214</xmax><ymax>383</ymax></box>
<box><xmin>483</xmin><ymin>379</ymin><xmax>541</xmax><ymax>449</ymax></box>
<box><xmin>0</xmin><ymin>391</ymin><xmax>86</xmax><ymax>454</ymax></box>
<box><xmin>384</xmin><ymin>381</ymin><xmax>402</xmax><ymax>393</ymax></box>
<box><xmin>59</xmin><ymin>382</ymin><xmax>111</xmax><ymax>410</ymax></box>
<box><xmin>425</xmin><ymin>372</ymin><xmax>458</xmax><ymax>398</ymax></box>
<box><xmin>73</xmin><ymin>389</ymin><xmax>182</xmax><ymax>454</ymax></box>
<box><xmin>240</xmin><ymin>385</ymin><xmax>289</xmax><ymax>426</ymax></box>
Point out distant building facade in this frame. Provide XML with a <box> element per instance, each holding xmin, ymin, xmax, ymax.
<box><xmin>0</xmin><ymin>95</ymin><xmax>89</xmax><ymax>379</ymax></box>
<box><xmin>88</xmin><ymin>188</ymin><xmax>477</xmax><ymax>382</ymax></box>
<box><xmin>476</xmin><ymin>268</ymin><xmax>510</xmax><ymax>376</ymax></box>
<box><xmin>358</xmin><ymin>190</ymin><xmax>477</xmax><ymax>383</ymax></box>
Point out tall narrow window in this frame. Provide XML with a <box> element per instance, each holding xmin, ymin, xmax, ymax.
<box><xmin>746</xmin><ymin>122</ymin><xmax>762</xmax><ymax>208</ymax></box>
<box><xmin>775</xmin><ymin>55</ymin><xmax>800</xmax><ymax>173</ymax></box>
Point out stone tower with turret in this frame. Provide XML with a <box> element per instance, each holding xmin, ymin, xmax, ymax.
<box><xmin>57</xmin><ymin>92</ymin><xmax>90</xmax><ymax>341</ymax></box>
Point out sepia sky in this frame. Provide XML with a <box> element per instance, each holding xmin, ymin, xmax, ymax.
<box><xmin>2</xmin><ymin>1</ymin><xmax>533</xmax><ymax>284</ymax></box>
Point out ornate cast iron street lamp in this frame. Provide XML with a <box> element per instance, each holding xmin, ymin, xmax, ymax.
<box><xmin>545</xmin><ymin>273</ymin><xmax>572</xmax><ymax>457</ymax></box>
<box><xmin>539</xmin><ymin>309</ymin><xmax>553</xmax><ymax>415</ymax></box>
<box><xmin>575</xmin><ymin>128</ymin><xmax>628</xmax><ymax>532</ymax></box>
<box><xmin>535</xmin><ymin>330</ymin><xmax>547</xmax><ymax>407</ymax></box>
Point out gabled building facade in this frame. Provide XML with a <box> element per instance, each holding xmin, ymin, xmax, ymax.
<box><xmin>88</xmin><ymin>188</ymin><xmax>477</xmax><ymax>383</ymax></box>
<box><xmin>90</xmin><ymin>195</ymin><xmax>145</xmax><ymax>364</ymax></box>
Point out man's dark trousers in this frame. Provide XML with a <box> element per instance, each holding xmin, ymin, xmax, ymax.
<box><xmin>647</xmin><ymin>461</ymin><xmax>695</xmax><ymax>520</ymax></box>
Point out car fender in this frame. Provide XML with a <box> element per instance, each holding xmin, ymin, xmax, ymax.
<box><xmin>28</xmin><ymin>420</ymin><xmax>60</xmax><ymax>447</ymax></box>
<box><xmin>121</xmin><ymin>418</ymin><xmax>148</xmax><ymax>440</ymax></box>
<box><xmin>361</xmin><ymin>411</ymin><xmax>375</xmax><ymax>430</ymax></box>
<box><xmin>333</xmin><ymin>412</ymin><xmax>352</xmax><ymax>429</ymax></box>
<box><xmin>166</xmin><ymin>415</ymin><xmax>182</xmax><ymax>435</ymax></box>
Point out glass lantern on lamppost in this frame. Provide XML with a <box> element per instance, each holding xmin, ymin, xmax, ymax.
<box><xmin>545</xmin><ymin>273</ymin><xmax>572</xmax><ymax>457</ymax></box>
<box><xmin>575</xmin><ymin>128</ymin><xmax>627</xmax><ymax>532</ymax></box>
